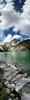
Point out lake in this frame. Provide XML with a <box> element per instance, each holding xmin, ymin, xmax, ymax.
<box><xmin>0</xmin><ymin>50</ymin><xmax>30</xmax><ymax>68</ymax></box>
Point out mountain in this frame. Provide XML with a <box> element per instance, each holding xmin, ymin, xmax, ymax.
<box><xmin>0</xmin><ymin>39</ymin><xmax>30</xmax><ymax>52</ymax></box>
<box><xmin>0</xmin><ymin>32</ymin><xmax>30</xmax><ymax>51</ymax></box>
<box><xmin>10</xmin><ymin>39</ymin><xmax>30</xmax><ymax>51</ymax></box>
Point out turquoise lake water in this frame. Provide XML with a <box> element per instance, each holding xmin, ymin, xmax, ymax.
<box><xmin>0</xmin><ymin>51</ymin><xmax>30</xmax><ymax>67</ymax></box>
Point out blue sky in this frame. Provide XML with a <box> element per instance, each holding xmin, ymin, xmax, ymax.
<box><xmin>0</xmin><ymin>0</ymin><xmax>30</xmax><ymax>43</ymax></box>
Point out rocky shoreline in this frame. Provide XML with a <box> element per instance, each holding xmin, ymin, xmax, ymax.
<box><xmin>0</xmin><ymin>62</ymin><xmax>30</xmax><ymax>100</ymax></box>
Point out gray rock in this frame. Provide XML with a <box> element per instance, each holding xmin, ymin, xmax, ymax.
<box><xmin>15</xmin><ymin>78</ymin><xmax>30</xmax><ymax>92</ymax></box>
<box><xmin>8</xmin><ymin>99</ymin><xmax>12</xmax><ymax>100</ymax></box>
<box><xmin>3</xmin><ymin>71</ymin><xmax>10</xmax><ymax>79</ymax></box>
<box><xmin>10</xmin><ymin>83</ymin><xmax>15</xmax><ymax>92</ymax></box>
<box><xmin>6</xmin><ymin>88</ymin><xmax>10</xmax><ymax>94</ymax></box>
<box><xmin>4</xmin><ymin>81</ymin><xmax>11</xmax><ymax>88</ymax></box>
<box><xmin>21</xmin><ymin>94</ymin><xmax>30</xmax><ymax>100</ymax></box>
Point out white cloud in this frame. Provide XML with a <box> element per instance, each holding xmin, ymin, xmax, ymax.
<box><xmin>0</xmin><ymin>0</ymin><xmax>30</xmax><ymax>37</ymax></box>
<box><xmin>3</xmin><ymin>34</ymin><xmax>12</xmax><ymax>43</ymax></box>
<box><xmin>6</xmin><ymin>0</ymin><xmax>12</xmax><ymax>3</ymax></box>
<box><xmin>2</xmin><ymin>7</ymin><xmax>21</xmax><ymax>29</ymax></box>
<box><xmin>12</xmin><ymin>34</ymin><xmax>22</xmax><ymax>40</ymax></box>
<box><xmin>20</xmin><ymin>0</ymin><xmax>30</xmax><ymax>35</ymax></box>
<box><xmin>0</xmin><ymin>29</ymin><xmax>4</xmax><ymax>41</ymax></box>
<box><xmin>0</xmin><ymin>0</ymin><xmax>21</xmax><ymax>30</ymax></box>
<box><xmin>12</xmin><ymin>34</ymin><xmax>24</xmax><ymax>42</ymax></box>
